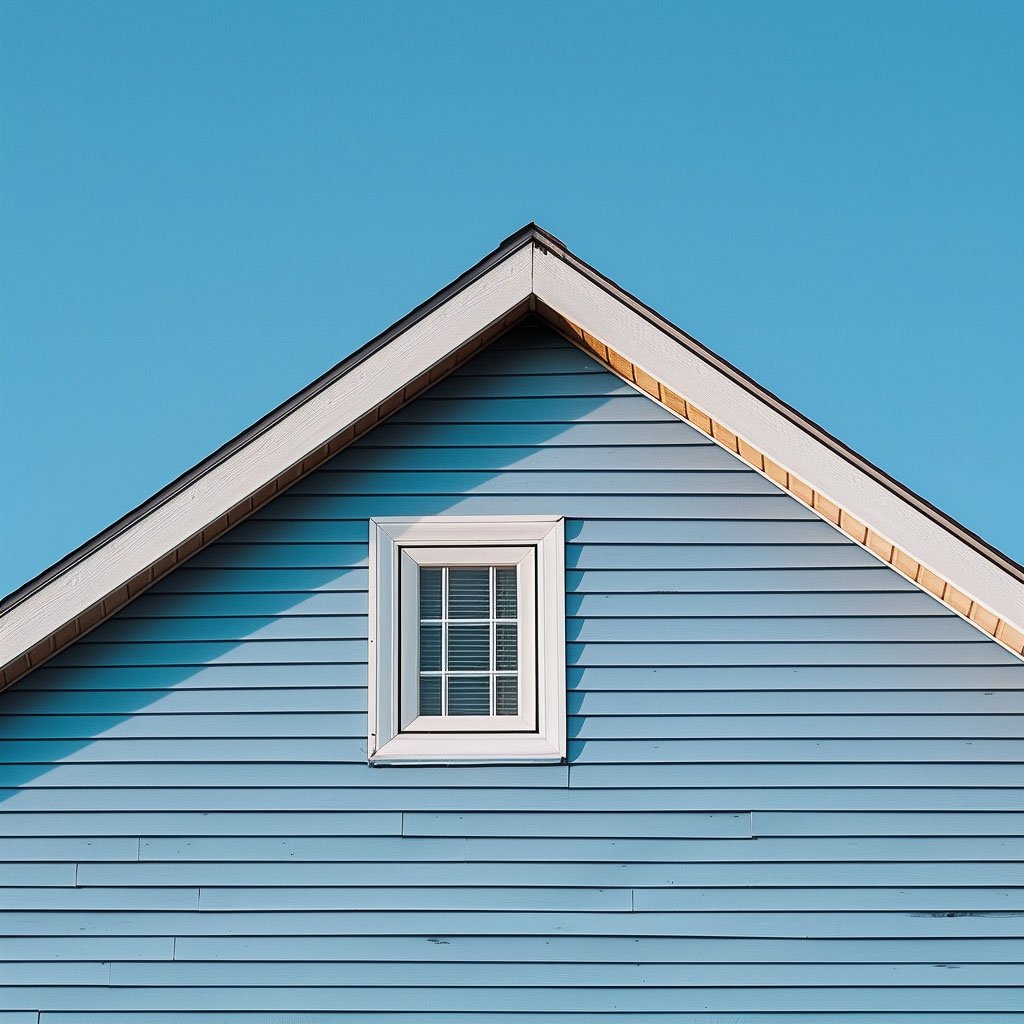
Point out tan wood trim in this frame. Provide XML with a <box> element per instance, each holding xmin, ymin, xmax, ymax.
<box><xmin>548</xmin><ymin>312</ymin><xmax>1024</xmax><ymax>662</ymax></box>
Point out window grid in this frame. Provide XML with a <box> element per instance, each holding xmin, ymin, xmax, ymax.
<box><xmin>420</xmin><ymin>565</ymin><xmax>517</xmax><ymax>717</ymax></box>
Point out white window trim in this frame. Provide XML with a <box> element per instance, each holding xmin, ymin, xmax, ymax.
<box><xmin>368</xmin><ymin>516</ymin><xmax>566</xmax><ymax>765</ymax></box>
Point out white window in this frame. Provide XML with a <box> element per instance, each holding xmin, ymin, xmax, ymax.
<box><xmin>368</xmin><ymin>516</ymin><xmax>566</xmax><ymax>764</ymax></box>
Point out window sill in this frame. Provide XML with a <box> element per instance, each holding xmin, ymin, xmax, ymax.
<box><xmin>369</xmin><ymin>731</ymin><xmax>565</xmax><ymax>765</ymax></box>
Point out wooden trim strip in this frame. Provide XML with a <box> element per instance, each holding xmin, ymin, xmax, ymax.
<box><xmin>551</xmin><ymin>314</ymin><xmax>1024</xmax><ymax>662</ymax></box>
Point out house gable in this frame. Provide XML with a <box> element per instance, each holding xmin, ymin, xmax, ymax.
<box><xmin>3</xmin><ymin>320</ymin><xmax>1024</xmax><ymax>1017</ymax></box>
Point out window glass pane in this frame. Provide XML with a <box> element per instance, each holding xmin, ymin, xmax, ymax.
<box><xmin>496</xmin><ymin>674</ymin><xmax>518</xmax><ymax>716</ymax></box>
<box><xmin>495</xmin><ymin>623</ymin><xmax>517</xmax><ymax>671</ymax></box>
<box><xmin>495</xmin><ymin>567</ymin><xmax>517</xmax><ymax>618</ymax></box>
<box><xmin>419</xmin><ymin>675</ymin><xmax>442</xmax><ymax>716</ymax></box>
<box><xmin>419</xmin><ymin>568</ymin><xmax>442</xmax><ymax>619</ymax></box>
<box><xmin>447</xmin><ymin>623</ymin><xmax>490</xmax><ymax>671</ymax></box>
<box><xmin>448</xmin><ymin>568</ymin><xmax>490</xmax><ymax>619</ymax></box>
<box><xmin>419</xmin><ymin>623</ymin><xmax>441</xmax><ymax>672</ymax></box>
<box><xmin>414</xmin><ymin>560</ymin><xmax>523</xmax><ymax>723</ymax></box>
<box><xmin>447</xmin><ymin>676</ymin><xmax>490</xmax><ymax>716</ymax></box>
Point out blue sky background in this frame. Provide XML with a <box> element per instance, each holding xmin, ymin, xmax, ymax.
<box><xmin>1</xmin><ymin>0</ymin><xmax>1021</xmax><ymax>595</ymax></box>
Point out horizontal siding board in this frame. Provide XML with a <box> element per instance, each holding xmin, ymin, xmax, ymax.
<box><xmin>566</xmin><ymin>615</ymin><xmax>974</xmax><ymax>642</ymax></box>
<box><xmin>86</xmin><ymin>617</ymin><xmax>369</xmax><ymax>643</ymax></box>
<box><xmin>565</xmin><ymin>518</ymin><xmax>857</xmax><ymax>545</ymax></box>
<box><xmin>0</xmin><ymin>936</ymin><xmax>173</xmax><ymax>961</ymax></box>
<box><xmin>565</xmin><ymin>546</ymin><xmax>879</xmax><ymax>570</ymax></box>
<box><xmin>0</xmin><ymin>738</ymin><xmax>368</xmax><ymax>763</ymax></box>
<box><xmin>6</xmin><ymin>759</ymin><xmax>1023</xmax><ymax>790</ymax></box>
<box><xmin>567</xmin><ymin>737</ymin><xmax>1024</xmax><ymax>762</ymax></box>
<box><xmin>0</xmin><ymin>908</ymin><xmax>1022</xmax><ymax>939</ymax></box>
<box><xmin>284</xmin><ymin>470</ymin><xmax>780</xmax><ymax>498</ymax></box>
<box><xmin>754</xmin><ymin>811</ymin><xmax>1024</xmax><ymax>837</ymax></box>
<box><xmin>9</xmin><ymin>735</ymin><xmax>1024</xmax><ymax>765</ymax></box>
<box><xmin>569</xmin><ymin>567</ymin><xmax>912</xmax><ymax>592</ymax></box>
<box><xmin>13</xmin><ymin>759</ymin><xmax>1024</xmax><ymax>790</ymax></box>
<box><xmin>0</xmin><ymin>886</ymin><xmax>198</xmax><ymax>909</ymax></box>
<box><xmin>47</xmin><ymin>639</ymin><xmax>367</xmax><ymax>667</ymax></box>
<box><xmin>402</xmin><ymin>812</ymin><xmax>750</xmax><ymax>839</ymax></box>
<box><xmin>0</xmin><ymin>712</ymin><xmax>365</xmax><ymax>739</ymax></box>
<box><xmin>569</xmin><ymin>714</ymin><xmax>1024</xmax><ymax>740</ymax></box>
<box><xmin>34</xmin><ymin>1011</ymin><xmax>1024</xmax><ymax>1019</ymax></box>
<box><xmin>417</xmin><ymin>371</ymin><xmax>639</xmax><ymax>397</ymax></box>
<box><xmin>102</xmin><ymin>959</ymin><xmax>1024</xmax><ymax>987</ymax></box>
<box><xmin>0</xmin><ymin>838</ymin><xmax>138</xmax><ymax>862</ymax></box>
<box><xmin>0</xmin><ymin>863</ymin><xmax>76</xmax><ymax>886</ymax></box>
<box><xmin>567</xmin><ymin>591</ymin><xmax>947</xmax><ymax>616</ymax></box>
<box><xmin>0</xmin><ymin>763</ymin><xmax>568</xmax><ymax>789</ymax></box>
<box><xmin>0</xmin><ymin>687</ymin><xmax>359</xmax><ymax>715</ymax></box>
<box><xmin>567</xmin><ymin>641</ymin><xmax>1013</xmax><ymax>666</ymax></box>
<box><xmin>383</xmin><ymin>394</ymin><xmax>684</xmax><ymax>422</ymax></box>
<box><xmin>152</xmin><ymin>567</ymin><xmax>370</xmax><ymax>594</ymax></box>
<box><xmin>264</xmin><ymin>494</ymin><xmax>807</xmax><ymax>520</ymax></box>
<box><xmin>138</xmin><ymin>834</ymin><xmax>1024</xmax><ymax>863</ymax></box>
<box><xmin>172</xmin><ymin>933</ymin><xmax>1024</xmax><ymax>964</ymax></box>
<box><xmin>12</xmin><ymin>784</ymin><xmax>1024</xmax><ymax>813</ymax></box>
<box><xmin>5</xmin><ymin>325</ymin><xmax>1024</xmax><ymax>1020</ymax></box>
<box><xmin>21</xmin><ymin>664</ymin><xmax>363</xmax><ymax>690</ymax></box>
<box><xmin>343</xmin><ymin>419</ymin><xmax>720</xmax><ymax>447</ymax></box>
<box><xmin>118</xmin><ymin>590</ymin><xmax>369</xmax><ymax>617</ymax></box>
<box><xmin>74</xmin><ymin>859</ymin><xmax>1024</xmax><ymax>889</ymax></box>
<box><xmin>9</xmin><ymin>985</ymin><xmax>1024</xmax><ymax>1012</ymax></box>
<box><xmin>568</xmin><ymin>688</ymin><xmax>1024</xmax><ymax>715</ymax></box>
<box><xmin>0</xmin><ymin>962</ymin><xmax>109</xmax><ymax>985</ymax></box>
<box><xmin>441</xmin><ymin>347</ymin><xmax>608</xmax><ymax>373</ymax></box>
<box><xmin>182</xmin><ymin>545</ymin><xmax>367</xmax><ymax>570</ymax></box>
<box><xmin>32</xmin><ymin>1014</ymin><xmax>1024</xmax><ymax>1024</ymax></box>
<box><xmin>0</xmin><ymin>811</ymin><xmax>401</xmax><ymax>837</ymax></box>
<box><xmin>197</xmin><ymin>886</ymin><xmax>633</xmax><ymax>912</ymax></box>
<box><xmin>568</xmin><ymin>761</ymin><xmax>1024</xmax><ymax>788</ymax></box>
<box><xmin>336</xmin><ymin>444</ymin><xmax>741</xmax><ymax>472</ymax></box>
<box><xmin>568</xmin><ymin>664</ymin><xmax>1024</xmax><ymax>690</ymax></box>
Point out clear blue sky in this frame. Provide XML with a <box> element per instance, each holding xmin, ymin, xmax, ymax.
<box><xmin>2</xmin><ymin>1</ymin><xmax>1022</xmax><ymax>595</ymax></box>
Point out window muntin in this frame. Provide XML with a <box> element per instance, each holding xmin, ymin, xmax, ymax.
<box><xmin>418</xmin><ymin>566</ymin><xmax>518</xmax><ymax>717</ymax></box>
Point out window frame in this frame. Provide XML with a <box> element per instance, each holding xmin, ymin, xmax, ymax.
<box><xmin>368</xmin><ymin>516</ymin><xmax>566</xmax><ymax>765</ymax></box>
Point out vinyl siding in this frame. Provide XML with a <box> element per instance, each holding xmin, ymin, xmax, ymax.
<box><xmin>2</xmin><ymin>318</ymin><xmax>1024</xmax><ymax>1023</ymax></box>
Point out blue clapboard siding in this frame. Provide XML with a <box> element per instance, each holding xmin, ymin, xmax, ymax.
<box><xmin>3</xmin><ymin>319</ymin><xmax>1024</xmax><ymax>1024</ymax></box>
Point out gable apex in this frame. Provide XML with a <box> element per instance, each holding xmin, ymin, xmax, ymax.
<box><xmin>2</xmin><ymin>225</ymin><xmax>1022</xmax><ymax>688</ymax></box>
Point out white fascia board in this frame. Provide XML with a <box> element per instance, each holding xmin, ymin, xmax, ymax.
<box><xmin>0</xmin><ymin>244</ymin><xmax>532</xmax><ymax>668</ymax></box>
<box><xmin>534</xmin><ymin>246</ymin><xmax>1024</xmax><ymax>631</ymax></box>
